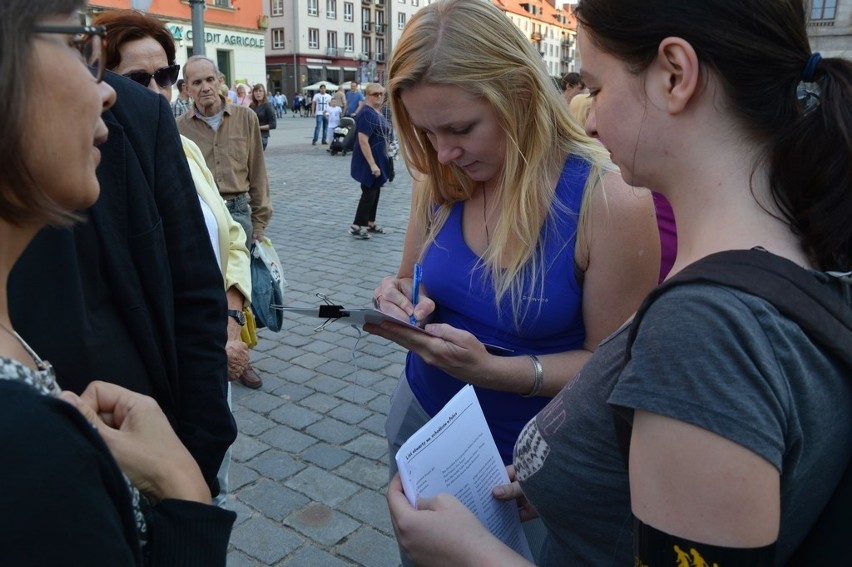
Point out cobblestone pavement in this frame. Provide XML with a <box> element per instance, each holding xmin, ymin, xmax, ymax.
<box><xmin>226</xmin><ymin>114</ymin><xmax>409</xmax><ymax>566</ymax></box>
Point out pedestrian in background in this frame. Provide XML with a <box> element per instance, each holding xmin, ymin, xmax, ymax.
<box><xmin>250</xmin><ymin>83</ymin><xmax>277</xmax><ymax>151</ymax></box>
<box><xmin>348</xmin><ymin>83</ymin><xmax>394</xmax><ymax>239</ymax></box>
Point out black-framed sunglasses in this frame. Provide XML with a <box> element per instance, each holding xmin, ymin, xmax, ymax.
<box><xmin>31</xmin><ymin>24</ymin><xmax>106</xmax><ymax>83</ymax></box>
<box><xmin>123</xmin><ymin>65</ymin><xmax>181</xmax><ymax>89</ymax></box>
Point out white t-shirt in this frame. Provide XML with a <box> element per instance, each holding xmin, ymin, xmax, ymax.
<box><xmin>327</xmin><ymin>106</ymin><xmax>342</xmax><ymax>130</ymax></box>
<box><xmin>312</xmin><ymin>92</ymin><xmax>332</xmax><ymax>114</ymax></box>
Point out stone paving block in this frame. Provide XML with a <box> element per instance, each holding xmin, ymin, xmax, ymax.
<box><xmin>300</xmin><ymin>338</ymin><xmax>338</xmax><ymax>355</ymax></box>
<box><xmin>232</xmin><ymin>435</ymin><xmax>271</xmax><ymax>463</ymax></box>
<box><xmin>298</xmin><ymin>391</ymin><xmax>342</xmax><ymax>413</ymax></box>
<box><xmin>237</xmin><ymin>478</ymin><xmax>311</xmax><ymax>522</ymax></box>
<box><xmin>340</xmin><ymin>489</ymin><xmax>395</xmax><ymax>536</ymax></box>
<box><xmin>346</xmin><ymin>352</ymin><xmax>391</xmax><ymax>372</ymax></box>
<box><xmin>258</xmin><ymin>424</ymin><xmax>317</xmax><ymax>453</ymax></box>
<box><xmin>267</xmin><ymin>381</ymin><xmax>314</xmax><ymax>403</ymax></box>
<box><xmin>300</xmin><ymin>442</ymin><xmax>353</xmax><ymax>469</ymax></box>
<box><xmin>268</xmin><ymin>403</ymin><xmax>323</xmax><ymax>429</ymax></box>
<box><xmin>305</xmin><ymin>416</ymin><xmax>361</xmax><ymax>445</ymax></box>
<box><xmin>282</xmin><ymin>546</ymin><xmax>351</xmax><ymax>567</ymax></box>
<box><xmin>378</xmin><ymin>358</ymin><xmax>405</xmax><ymax>374</ymax></box>
<box><xmin>328</xmin><ymin>401</ymin><xmax>372</xmax><ymax>424</ymax></box>
<box><xmin>335</xmin><ymin>454</ymin><xmax>389</xmax><ymax>491</ymax></box>
<box><xmin>265</xmin><ymin>344</ymin><xmax>306</xmax><ymax>364</ymax></box>
<box><xmin>280</xmin><ymin>333</ymin><xmax>315</xmax><ymax>348</ymax></box>
<box><xmin>373</xmin><ymin>376</ymin><xmax>402</xmax><ymax>397</ymax></box>
<box><xmin>285</xmin><ymin>466</ymin><xmax>360</xmax><ymax>507</ymax></box>
<box><xmin>290</xmin><ymin>351</ymin><xmax>331</xmax><ymax>371</ymax></box>
<box><xmin>316</xmin><ymin>359</ymin><xmax>359</xmax><ymax>381</ymax></box>
<box><xmin>343</xmin><ymin>431</ymin><xmax>389</xmax><ymax>460</ymax></box>
<box><xmin>334</xmin><ymin>383</ymin><xmax>379</xmax><ymax>405</ymax></box>
<box><xmin>233</xmin><ymin>408</ymin><xmax>278</xmax><ymax>436</ymax></box>
<box><xmin>229</xmin><ymin>515</ymin><xmax>304</xmax><ymax>565</ymax></box>
<box><xmin>283</xmin><ymin>502</ymin><xmax>360</xmax><ymax>546</ymax></box>
<box><xmin>337</xmin><ymin>527</ymin><xmax>402</xmax><ymax>567</ymax></box>
<box><xmin>229</xmin><ymin>460</ymin><xmax>261</xmax><ymax>491</ymax></box>
<box><xmin>276</xmin><ymin>364</ymin><xmax>316</xmax><ymax>385</ymax></box>
<box><xmin>225</xmin><ymin>496</ymin><xmax>254</xmax><ymax>527</ymax></box>
<box><xmin>225</xmin><ymin>548</ymin><xmax>263</xmax><ymax>567</ymax></box>
<box><xmin>247</xmin><ymin>448</ymin><xmax>308</xmax><ymax>482</ymax></box>
<box><xmin>238</xmin><ymin>390</ymin><xmax>289</xmax><ymax>414</ymax></box>
<box><xmin>323</xmin><ymin>345</ymin><xmax>360</xmax><ymax>364</ymax></box>
<box><xmin>309</xmin><ymin>374</ymin><xmax>350</xmax><ymax>395</ymax></box>
<box><xmin>358</xmin><ymin>413</ymin><xmax>388</xmax><ymax>437</ymax></box>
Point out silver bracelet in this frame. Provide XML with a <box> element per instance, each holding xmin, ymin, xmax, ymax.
<box><xmin>521</xmin><ymin>354</ymin><xmax>543</xmax><ymax>398</ymax></box>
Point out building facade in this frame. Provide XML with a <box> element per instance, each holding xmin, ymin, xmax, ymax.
<box><xmin>87</xmin><ymin>0</ymin><xmax>268</xmax><ymax>89</ymax></box>
<box><xmin>808</xmin><ymin>0</ymin><xmax>852</xmax><ymax>58</ymax></box>
<box><xmin>263</xmin><ymin>0</ymin><xmax>577</xmax><ymax>97</ymax></box>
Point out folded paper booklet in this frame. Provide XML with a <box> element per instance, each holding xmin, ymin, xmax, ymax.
<box><xmin>395</xmin><ymin>385</ymin><xmax>533</xmax><ymax>561</ymax></box>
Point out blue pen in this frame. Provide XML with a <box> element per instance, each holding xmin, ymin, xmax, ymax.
<box><xmin>410</xmin><ymin>263</ymin><xmax>422</xmax><ymax>325</ymax></box>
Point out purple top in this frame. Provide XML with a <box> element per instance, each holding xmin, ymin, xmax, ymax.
<box><xmin>407</xmin><ymin>155</ymin><xmax>591</xmax><ymax>462</ymax></box>
<box><xmin>652</xmin><ymin>192</ymin><xmax>677</xmax><ymax>282</ymax></box>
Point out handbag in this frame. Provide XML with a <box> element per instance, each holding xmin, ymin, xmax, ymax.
<box><xmin>250</xmin><ymin>236</ymin><xmax>286</xmax><ymax>332</ymax></box>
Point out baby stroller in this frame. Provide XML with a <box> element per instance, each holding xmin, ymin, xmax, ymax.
<box><xmin>329</xmin><ymin>116</ymin><xmax>356</xmax><ymax>156</ymax></box>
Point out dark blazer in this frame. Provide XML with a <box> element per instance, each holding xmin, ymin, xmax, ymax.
<box><xmin>9</xmin><ymin>72</ymin><xmax>236</xmax><ymax>492</ymax></box>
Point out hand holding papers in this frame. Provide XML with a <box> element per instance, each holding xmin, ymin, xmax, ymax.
<box><xmin>395</xmin><ymin>385</ymin><xmax>534</xmax><ymax>561</ymax></box>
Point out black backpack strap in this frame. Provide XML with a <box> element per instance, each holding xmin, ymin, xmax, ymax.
<box><xmin>615</xmin><ymin>248</ymin><xmax>852</xmax><ymax>563</ymax></box>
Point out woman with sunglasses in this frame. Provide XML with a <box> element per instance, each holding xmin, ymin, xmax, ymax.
<box><xmin>0</xmin><ymin>0</ymin><xmax>235</xmax><ymax>564</ymax></box>
<box><xmin>348</xmin><ymin>83</ymin><xmax>394</xmax><ymax>239</ymax></box>
<box><xmin>92</xmin><ymin>9</ymin><xmax>255</xmax><ymax>504</ymax></box>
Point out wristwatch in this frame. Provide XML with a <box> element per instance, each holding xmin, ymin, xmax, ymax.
<box><xmin>228</xmin><ymin>309</ymin><xmax>246</xmax><ymax>326</ymax></box>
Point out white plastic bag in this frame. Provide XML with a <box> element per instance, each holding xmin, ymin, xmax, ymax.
<box><xmin>250</xmin><ymin>237</ymin><xmax>287</xmax><ymax>332</ymax></box>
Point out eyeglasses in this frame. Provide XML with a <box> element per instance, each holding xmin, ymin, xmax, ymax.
<box><xmin>31</xmin><ymin>24</ymin><xmax>106</xmax><ymax>83</ymax></box>
<box><xmin>368</xmin><ymin>92</ymin><xmax>385</xmax><ymax>98</ymax></box>
<box><xmin>123</xmin><ymin>65</ymin><xmax>181</xmax><ymax>89</ymax></box>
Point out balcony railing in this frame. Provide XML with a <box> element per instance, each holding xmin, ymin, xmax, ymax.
<box><xmin>374</xmin><ymin>23</ymin><xmax>385</xmax><ymax>34</ymax></box>
<box><xmin>375</xmin><ymin>52</ymin><xmax>385</xmax><ymax>62</ymax></box>
<box><xmin>362</xmin><ymin>22</ymin><xmax>371</xmax><ymax>32</ymax></box>
<box><xmin>326</xmin><ymin>47</ymin><xmax>339</xmax><ymax>57</ymax></box>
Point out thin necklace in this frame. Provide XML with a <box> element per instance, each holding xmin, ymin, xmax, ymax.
<box><xmin>483</xmin><ymin>188</ymin><xmax>491</xmax><ymax>246</ymax></box>
<box><xmin>0</xmin><ymin>318</ymin><xmax>56</xmax><ymax>380</ymax></box>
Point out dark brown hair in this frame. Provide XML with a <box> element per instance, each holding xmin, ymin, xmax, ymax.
<box><xmin>574</xmin><ymin>0</ymin><xmax>852</xmax><ymax>270</ymax></box>
<box><xmin>93</xmin><ymin>9</ymin><xmax>176</xmax><ymax>69</ymax></box>
<box><xmin>0</xmin><ymin>0</ymin><xmax>85</xmax><ymax>226</ymax></box>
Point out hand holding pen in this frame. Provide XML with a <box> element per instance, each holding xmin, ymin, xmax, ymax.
<box><xmin>409</xmin><ymin>263</ymin><xmax>423</xmax><ymax>325</ymax></box>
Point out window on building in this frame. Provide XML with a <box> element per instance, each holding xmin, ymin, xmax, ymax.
<box><xmin>344</xmin><ymin>32</ymin><xmax>354</xmax><ymax>52</ymax></box>
<box><xmin>309</xmin><ymin>27</ymin><xmax>319</xmax><ymax>49</ymax></box>
<box><xmin>271</xmin><ymin>0</ymin><xmax>284</xmax><ymax>16</ymax></box>
<box><xmin>398</xmin><ymin>12</ymin><xmax>406</xmax><ymax>29</ymax></box>
<box><xmin>213</xmin><ymin>0</ymin><xmax>230</xmax><ymax>7</ymax></box>
<box><xmin>411</xmin><ymin>0</ymin><xmax>418</xmax><ymax>5</ymax></box>
<box><xmin>327</xmin><ymin>0</ymin><xmax>337</xmax><ymax>19</ymax></box>
<box><xmin>362</xmin><ymin>7</ymin><xmax>371</xmax><ymax>32</ymax></box>
<box><xmin>308</xmin><ymin>0</ymin><xmax>318</xmax><ymax>16</ymax></box>
<box><xmin>327</xmin><ymin>31</ymin><xmax>338</xmax><ymax>48</ymax></box>
<box><xmin>344</xmin><ymin>1</ymin><xmax>354</xmax><ymax>21</ymax></box>
<box><xmin>376</xmin><ymin>38</ymin><xmax>385</xmax><ymax>61</ymax></box>
<box><xmin>811</xmin><ymin>0</ymin><xmax>837</xmax><ymax>20</ymax></box>
<box><xmin>362</xmin><ymin>36</ymin><xmax>371</xmax><ymax>59</ymax></box>
<box><xmin>272</xmin><ymin>28</ymin><xmax>285</xmax><ymax>49</ymax></box>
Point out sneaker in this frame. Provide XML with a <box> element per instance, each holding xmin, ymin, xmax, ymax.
<box><xmin>348</xmin><ymin>226</ymin><xmax>371</xmax><ymax>239</ymax></box>
<box><xmin>312</xmin><ymin>141</ymin><xmax>317</xmax><ymax>145</ymax></box>
<box><xmin>321</xmin><ymin>141</ymin><xmax>328</xmax><ymax>145</ymax></box>
<box><xmin>367</xmin><ymin>225</ymin><xmax>387</xmax><ymax>234</ymax></box>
